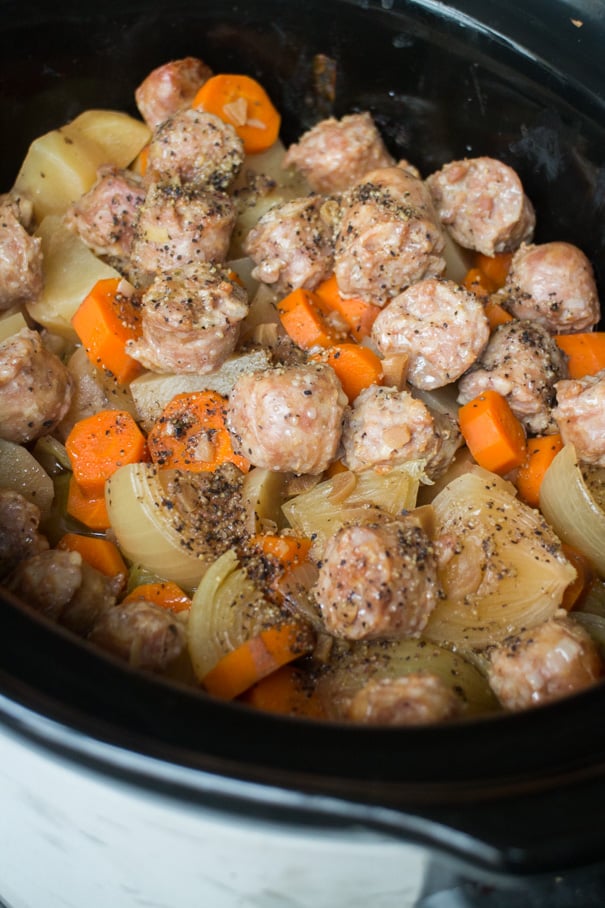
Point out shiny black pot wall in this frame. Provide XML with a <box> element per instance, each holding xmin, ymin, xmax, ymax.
<box><xmin>2</xmin><ymin>0</ymin><xmax>605</xmax><ymax>886</ymax></box>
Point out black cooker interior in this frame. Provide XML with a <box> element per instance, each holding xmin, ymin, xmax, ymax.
<box><xmin>2</xmin><ymin>0</ymin><xmax>605</xmax><ymax>880</ymax></box>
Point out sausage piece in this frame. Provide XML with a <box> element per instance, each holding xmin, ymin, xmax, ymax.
<box><xmin>127</xmin><ymin>263</ymin><xmax>248</xmax><ymax>374</ymax></box>
<box><xmin>146</xmin><ymin>108</ymin><xmax>244</xmax><ymax>190</ymax></box>
<box><xmin>89</xmin><ymin>599</ymin><xmax>186</xmax><ymax>672</ymax></box>
<box><xmin>226</xmin><ymin>362</ymin><xmax>347</xmax><ymax>474</ymax></box>
<box><xmin>0</xmin><ymin>328</ymin><xmax>73</xmax><ymax>444</ymax></box>
<box><xmin>130</xmin><ymin>181</ymin><xmax>236</xmax><ymax>274</ymax></box>
<box><xmin>426</xmin><ymin>156</ymin><xmax>535</xmax><ymax>256</ymax></box>
<box><xmin>135</xmin><ymin>56</ymin><xmax>213</xmax><ymax>130</ymax></box>
<box><xmin>0</xmin><ymin>192</ymin><xmax>43</xmax><ymax>309</ymax></box>
<box><xmin>244</xmin><ymin>195</ymin><xmax>335</xmax><ymax>294</ymax></box>
<box><xmin>312</xmin><ymin>518</ymin><xmax>441</xmax><ymax>641</ymax></box>
<box><xmin>501</xmin><ymin>241</ymin><xmax>600</xmax><ymax>333</ymax></box>
<box><xmin>487</xmin><ymin>615</ymin><xmax>601</xmax><ymax>711</ymax></box>
<box><xmin>458</xmin><ymin>318</ymin><xmax>567</xmax><ymax>434</ymax></box>
<box><xmin>347</xmin><ymin>672</ymin><xmax>461</xmax><ymax>725</ymax></box>
<box><xmin>282</xmin><ymin>111</ymin><xmax>395</xmax><ymax>194</ymax></box>
<box><xmin>372</xmin><ymin>278</ymin><xmax>490</xmax><ymax>389</ymax></box>
<box><xmin>553</xmin><ymin>370</ymin><xmax>605</xmax><ymax>466</ymax></box>
<box><xmin>334</xmin><ymin>166</ymin><xmax>446</xmax><ymax>305</ymax></box>
<box><xmin>64</xmin><ymin>165</ymin><xmax>146</xmax><ymax>259</ymax></box>
<box><xmin>0</xmin><ymin>489</ymin><xmax>48</xmax><ymax>579</ymax></box>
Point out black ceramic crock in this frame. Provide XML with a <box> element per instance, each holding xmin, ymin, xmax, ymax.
<box><xmin>2</xmin><ymin>2</ymin><xmax>605</xmax><ymax>904</ymax></box>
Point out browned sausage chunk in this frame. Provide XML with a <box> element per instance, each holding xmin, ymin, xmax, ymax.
<box><xmin>89</xmin><ymin>599</ymin><xmax>186</xmax><ymax>672</ymax></box>
<box><xmin>243</xmin><ymin>195</ymin><xmax>335</xmax><ymax>294</ymax></box>
<box><xmin>372</xmin><ymin>278</ymin><xmax>489</xmax><ymax>389</ymax></box>
<box><xmin>135</xmin><ymin>57</ymin><xmax>213</xmax><ymax>130</ymax></box>
<box><xmin>64</xmin><ymin>165</ymin><xmax>146</xmax><ymax>260</ymax></box>
<box><xmin>334</xmin><ymin>166</ymin><xmax>446</xmax><ymax>305</ymax></box>
<box><xmin>127</xmin><ymin>263</ymin><xmax>248</xmax><ymax>374</ymax></box>
<box><xmin>501</xmin><ymin>241</ymin><xmax>600</xmax><ymax>333</ymax></box>
<box><xmin>0</xmin><ymin>489</ymin><xmax>48</xmax><ymax>579</ymax></box>
<box><xmin>426</xmin><ymin>156</ymin><xmax>535</xmax><ymax>256</ymax></box>
<box><xmin>457</xmin><ymin>318</ymin><xmax>567</xmax><ymax>434</ymax></box>
<box><xmin>226</xmin><ymin>362</ymin><xmax>347</xmax><ymax>474</ymax></box>
<box><xmin>130</xmin><ymin>181</ymin><xmax>236</xmax><ymax>274</ymax></box>
<box><xmin>312</xmin><ymin>518</ymin><xmax>441</xmax><ymax>641</ymax></box>
<box><xmin>146</xmin><ymin>109</ymin><xmax>244</xmax><ymax>190</ymax></box>
<box><xmin>0</xmin><ymin>328</ymin><xmax>73</xmax><ymax>444</ymax></box>
<box><xmin>282</xmin><ymin>112</ymin><xmax>395</xmax><ymax>194</ymax></box>
<box><xmin>0</xmin><ymin>192</ymin><xmax>43</xmax><ymax>309</ymax></box>
<box><xmin>347</xmin><ymin>673</ymin><xmax>461</xmax><ymax>725</ymax></box>
<box><xmin>487</xmin><ymin>615</ymin><xmax>601</xmax><ymax>711</ymax></box>
<box><xmin>554</xmin><ymin>371</ymin><xmax>605</xmax><ymax>466</ymax></box>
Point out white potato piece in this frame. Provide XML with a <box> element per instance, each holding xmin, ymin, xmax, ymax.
<box><xmin>0</xmin><ymin>438</ymin><xmax>54</xmax><ymax>516</ymax></box>
<box><xmin>0</xmin><ymin>306</ymin><xmax>28</xmax><ymax>343</ymax></box>
<box><xmin>26</xmin><ymin>216</ymin><xmax>120</xmax><ymax>339</ymax></box>
<box><xmin>65</xmin><ymin>109</ymin><xmax>150</xmax><ymax>168</ymax></box>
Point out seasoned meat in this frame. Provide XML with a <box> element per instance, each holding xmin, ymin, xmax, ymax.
<box><xmin>341</xmin><ymin>385</ymin><xmax>445</xmax><ymax>475</ymax></box>
<box><xmin>426</xmin><ymin>156</ymin><xmax>535</xmax><ymax>256</ymax></box>
<box><xmin>487</xmin><ymin>615</ymin><xmax>601</xmax><ymax>711</ymax></box>
<box><xmin>347</xmin><ymin>672</ymin><xmax>461</xmax><ymax>725</ymax></box>
<box><xmin>64</xmin><ymin>164</ymin><xmax>146</xmax><ymax>259</ymax></box>
<box><xmin>0</xmin><ymin>328</ymin><xmax>73</xmax><ymax>444</ymax></box>
<box><xmin>226</xmin><ymin>362</ymin><xmax>347</xmax><ymax>474</ymax></box>
<box><xmin>0</xmin><ymin>489</ymin><xmax>48</xmax><ymax>579</ymax></box>
<box><xmin>89</xmin><ymin>599</ymin><xmax>186</xmax><ymax>671</ymax></box>
<box><xmin>135</xmin><ymin>56</ymin><xmax>213</xmax><ymax>130</ymax></box>
<box><xmin>244</xmin><ymin>195</ymin><xmax>335</xmax><ymax>294</ymax></box>
<box><xmin>127</xmin><ymin>263</ymin><xmax>248</xmax><ymax>374</ymax></box>
<box><xmin>130</xmin><ymin>181</ymin><xmax>236</xmax><ymax>273</ymax></box>
<box><xmin>6</xmin><ymin>548</ymin><xmax>122</xmax><ymax>634</ymax></box>
<box><xmin>553</xmin><ymin>370</ymin><xmax>605</xmax><ymax>466</ymax></box>
<box><xmin>334</xmin><ymin>166</ymin><xmax>446</xmax><ymax>305</ymax></box>
<box><xmin>312</xmin><ymin>518</ymin><xmax>441</xmax><ymax>641</ymax></box>
<box><xmin>372</xmin><ymin>278</ymin><xmax>490</xmax><ymax>389</ymax></box>
<box><xmin>146</xmin><ymin>108</ymin><xmax>244</xmax><ymax>190</ymax></box>
<box><xmin>458</xmin><ymin>318</ymin><xmax>568</xmax><ymax>434</ymax></box>
<box><xmin>0</xmin><ymin>191</ymin><xmax>43</xmax><ymax>309</ymax></box>
<box><xmin>282</xmin><ymin>111</ymin><xmax>395</xmax><ymax>194</ymax></box>
<box><xmin>500</xmin><ymin>241</ymin><xmax>600</xmax><ymax>333</ymax></box>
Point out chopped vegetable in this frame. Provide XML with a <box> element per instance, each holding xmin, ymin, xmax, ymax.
<box><xmin>312</xmin><ymin>343</ymin><xmax>383</xmax><ymax>402</ymax></box>
<box><xmin>462</xmin><ymin>266</ymin><xmax>497</xmax><ymax>300</ymax></box>
<box><xmin>65</xmin><ymin>409</ymin><xmax>148</xmax><ymax>498</ymax></box>
<box><xmin>147</xmin><ymin>390</ymin><xmax>250</xmax><ymax>473</ymax></box>
<box><xmin>474</xmin><ymin>251</ymin><xmax>513</xmax><ymax>288</ymax></box>
<box><xmin>71</xmin><ymin>277</ymin><xmax>143</xmax><ymax>384</ymax></box>
<box><xmin>555</xmin><ymin>332</ymin><xmax>605</xmax><ymax>379</ymax></box>
<box><xmin>192</xmin><ymin>73</ymin><xmax>281</xmax><ymax>154</ymax></box>
<box><xmin>314</xmin><ymin>274</ymin><xmax>381</xmax><ymax>341</ymax></box>
<box><xmin>561</xmin><ymin>543</ymin><xmax>596</xmax><ymax>611</ymax></box>
<box><xmin>458</xmin><ymin>390</ymin><xmax>527</xmax><ymax>475</ymax></box>
<box><xmin>57</xmin><ymin>532</ymin><xmax>127</xmax><ymax>577</ymax></box>
<box><xmin>66</xmin><ymin>474</ymin><xmax>110</xmax><ymax>530</ymax></box>
<box><xmin>277</xmin><ymin>287</ymin><xmax>345</xmax><ymax>349</ymax></box>
<box><xmin>123</xmin><ymin>580</ymin><xmax>192</xmax><ymax>613</ymax></box>
<box><xmin>515</xmin><ymin>433</ymin><xmax>564</xmax><ymax>508</ymax></box>
<box><xmin>484</xmin><ymin>297</ymin><xmax>514</xmax><ymax>330</ymax></box>
<box><xmin>250</xmin><ymin>533</ymin><xmax>313</xmax><ymax>571</ymax></box>
<box><xmin>240</xmin><ymin>664</ymin><xmax>326</xmax><ymax>718</ymax></box>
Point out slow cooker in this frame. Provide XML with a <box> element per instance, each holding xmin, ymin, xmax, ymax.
<box><xmin>2</xmin><ymin>1</ymin><xmax>605</xmax><ymax>906</ymax></box>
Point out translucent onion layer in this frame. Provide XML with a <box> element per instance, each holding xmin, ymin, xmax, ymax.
<box><xmin>0</xmin><ymin>438</ymin><xmax>54</xmax><ymax>516</ymax></box>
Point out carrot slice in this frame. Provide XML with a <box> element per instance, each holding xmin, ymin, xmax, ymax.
<box><xmin>240</xmin><ymin>664</ymin><xmax>326</xmax><ymax>718</ymax></box>
<box><xmin>65</xmin><ymin>409</ymin><xmax>148</xmax><ymax>497</ymax></box>
<box><xmin>66</xmin><ymin>475</ymin><xmax>110</xmax><ymax>530</ymax></box>
<box><xmin>57</xmin><ymin>532</ymin><xmax>127</xmax><ymax>577</ymax></box>
<box><xmin>555</xmin><ymin>332</ymin><xmax>605</xmax><ymax>379</ymax></box>
<box><xmin>314</xmin><ymin>274</ymin><xmax>381</xmax><ymax>340</ymax></box>
<box><xmin>312</xmin><ymin>343</ymin><xmax>383</xmax><ymax>402</ymax></box>
<box><xmin>484</xmin><ymin>298</ymin><xmax>514</xmax><ymax>330</ymax></box>
<box><xmin>560</xmin><ymin>543</ymin><xmax>596</xmax><ymax>611</ymax></box>
<box><xmin>463</xmin><ymin>267</ymin><xmax>497</xmax><ymax>300</ymax></box>
<box><xmin>123</xmin><ymin>580</ymin><xmax>192</xmax><ymax>613</ymax></box>
<box><xmin>71</xmin><ymin>277</ymin><xmax>143</xmax><ymax>385</ymax></box>
<box><xmin>474</xmin><ymin>251</ymin><xmax>513</xmax><ymax>288</ymax></box>
<box><xmin>202</xmin><ymin>623</ymin><xmax>313</xmax><ymax>700</ymax></box>
<box><xmin>192</xmin><ymin>73</ymin><xmax>281</xmax><ymax>154</ymax></box>
<box><xmin>147</xmin><ymin>389</ymin><xmax>250</xmax><ymax>473</ymax></box>
<box><xmin>458</xmin><ymin>389</ymin><xmax>526</xmax><ymax>475</ymax></box>
<box><xmin>515</xmin><ymin>433</ymin><xmax>564</xmax><ymax>508</ymax></box>
<box><xmin>250</xmin><ymin>533</ymin><xmax>313</xmax><ymax>570</ymax></box>
<box><xmin>277</xmin><ymin>287</ymin><xmax>346</xmax><ymax>349</ymax></box>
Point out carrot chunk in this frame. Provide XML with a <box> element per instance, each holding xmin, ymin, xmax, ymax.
<box><xmin>71</xmin><ymin>277</ymin><xmax>143</xmax><ymax>385</ymax></box>
<box><xmin>147</xmin><ymin>389</ymin><xmax>250</xmax><ymax>473</ymax></box>
<box><xmin>123</xmin><ymin>580</ymin><xmax>192</xmax><ymax>613</ymax></box>
<box><xmin>484</xmin><ymin>298</ymin><xmax>514</xmax><ymax>330</ymax></box>
<box><xmin>65</xmin><ymin>409</ymin><xmax>148</xmax><ymax>497</ymax></box>
<box><xmin>463</xmin><ymin>267</ymin><xmax>497</xmax><ymax>300</ymax></box>
<box><xmin>458</xmin><ymin>390</ymin><xmax>526</xmax><ymax>475</ymax></box>
<box><xmin>66</xmin><ymin>475</ymin><xmax>110</xmax><ymax>530</ymax></box>
<box><xmin>192</xmin><ymin>73</ymin><xmax>281</xmax><ymax>154</ymax></box>
<box><xmin>277</xmin><ymin>287</ymin><xmax>345</xmax><ymax>349</ymax></box>
<box><xmin>240</xmin><ymin>664</ymin><xmax>326</xmax><ymax>718</ymax></box>
<box><xmin>514</xmin><ymin>433</ymin><xmax>564</xmax><ymax>508</ymax></box>
<box><xmin>555</xmin><ymin>332</ymin><xmax>605</xmax><ymax>379</ymax></box>
<box><xmin>474</xmin><ymin>251</ymin><xmax>513</xmax><ymax>288</ymax></box>
<box><xmin>314</xmin><ymin>274</ymin><xmax>381</xmax><ymax>340</ymax></box>
<box><xmin>250</xmin><ymin>533</ymin><xmax>313</xmax><ymax>570</ymax></box>
<box><xmin>312</xmin><ymin>343</ymin><xmax>383</xmax><ymax>402</ymax></box>
<box><xmin>57</xmin><ymin>532</ymin><xmax>127</xmax><ymax>578</ymax></box>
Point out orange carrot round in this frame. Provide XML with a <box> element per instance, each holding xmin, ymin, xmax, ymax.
<box><xmin>240</xmin><ymin>664</ymin><xmax>326</xmax><ymax>718</ymax></box>
<box><xmin>123</xmin><ymin>580</ymin><xmax>191</xmax><ymax>613</ymax></box>
<box><xmin>250</xmin><ymin>533</ymin><xmax>313</xmax><ymax>571</ymax></box>
<box><xmin>515</xmin><ymin>433</ymin><xmax>564</xmax><ymax>508</ymax></box>
<box><xmin>147</xmin><ymin>389</ymin><xmax>249</xmax><ymax>473</ymax></box>
<box><xmin>314</xmin><ymin>274</ymin><xmax>381</xmax><ymax>340</ymax></box>
<box><xmin>65</xmin><ymin>409</ymin><xmax>148</xmax><ymax>497</ymax></box>
<box><xmin>192</xmin><ymin>73</ymin><xmax>281</xmax><ymax>154</ymax></box>
<box><xmin>555</xmin><ymin>332</ymin><xmax>605</xmax><ymax>379</ymax></box>
<box><xmin>312</xmin><ymin>343</ymin><xmax>383</xmax><ymax>402</ymax></box>
<box><xmin>474</xmin><ymin>251</ymin><xmax>513</xmax><ymax>288</ymax></box>
<box><xmin>66</xmin><ymin>475</ymin><xmax>110</xmax><ymax>530</ymax></box>
<box><xmin>463</xmin><ymin>267</ymin><xmax>497</xmax><ymax>300</ymax></box>
<box><xmin>458</xmin><ymin>390</ymin><xmax>526</xmax><ymax>475</ymax></box>
<box><xmin>57</xmin><ymin>532</ymin><xmax>127</xmax><ymax>578</ymax></box>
